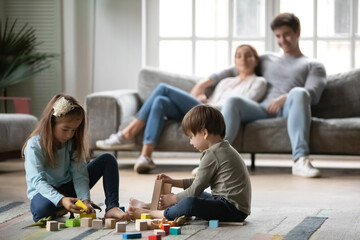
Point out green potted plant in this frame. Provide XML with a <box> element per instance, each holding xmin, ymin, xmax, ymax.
<box><xmin>0</xmin><ymin>18</ymin><xmax>56</xmax><ymax>112</ymax></box>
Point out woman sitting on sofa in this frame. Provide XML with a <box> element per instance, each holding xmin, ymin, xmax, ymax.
<box><xmin>96</xmin><ymin>44</ymin><xmax>267</xmax><ymax>174</ymax></box>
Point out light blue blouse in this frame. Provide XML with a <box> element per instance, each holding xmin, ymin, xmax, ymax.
<box><xmin>24</xmin><ymin>135</ymin><xmax>90</xmax><ymax>206</ymax></box>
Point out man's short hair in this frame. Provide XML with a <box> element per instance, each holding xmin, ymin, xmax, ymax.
<box><xmin>182</xmin><ymin>105</ymin><xmax>225</xmax><ymax>138</ymax></box>
<box><xmin>271</xmin><ymin>12</ymin><xmax>300</xmax><ymax>33</ymax></box>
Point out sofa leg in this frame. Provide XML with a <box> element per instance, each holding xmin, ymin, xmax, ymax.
<box><xmin>251</xmin><ymin>153</ymin><xmax>255</xmax><ymax>171</ymax></box>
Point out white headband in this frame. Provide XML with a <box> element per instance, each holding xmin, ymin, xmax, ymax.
<box><xmin>53</xmin><ymin>97</ymin><xmax>77</xmax><ymax>117</ymax></box>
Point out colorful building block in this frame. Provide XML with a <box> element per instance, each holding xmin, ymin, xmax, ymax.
<box><xmin>148</xmin><ymin>235</ymin><xmax>162</xmax><ymax>240</ymax></box>
<box><xmin>65</xmin><ymin>218</ymin><xmax>80</xmax><ymax>227</ymax></box>
<box><xmin>135</xmin><ymin>219</ymin><xmax>148</xmax><ymax>231</ymax></box>
<box><xmin>161</xmin><ymin>223</ymin><xmax>170</xmax><ymax>235</ymax></box>
<box><xmin>154</xmin><ymin>229</ymin><xmax>166</xmax><ymax>236</ymax></box>
<box><xmin>116</xmin><ymin>221</ymin><xmax>127</xmax><ymax>232</ymax></box>
<box><xmin>92</xmin><ymin>219</ymin><xmax>103</xmax><ymax>229</ymax></box>
<box><xmin>58</xmin><ymin>222</ymin><xmax>66</xmax><ymax>229</ymax></box>
<box><xmin>80</xmin><ymin>212</ymin><xmax>96</xmax><ymax>219</ymax></box>
<box><xmin>141</xmin><ymin>213</ymin><xmax>152</xmax><ymax>219</ymax></box>
<box><xmin>105</xmin><ymin>218</ymin><xmax>116</xmax><ymax>229</ymax></box>
<box><xmin>122</xmin><ymin>232</ymin><xmax>142</xmax><ymax>239</ymax></box>
<box><xmin>81</xmin><ymin>217</ymin><xmax>92</xmax><ymax>227</ymax></box>
<box><xmin>169</xmin><ymin>226</ymin><xmax>181</xmax><ymax>235</ymax></box>
<box><xmin>46</xmin><ymin>221</ymin><xmax>58</xmax><ymax>231</ymax></box>
<box><xmin>209</xmin><ymin>219</ymin><xmax>219</xmax><ymax>228</ymax></box>
<box><xmin>75</xmin><ymin>200</ymin><xmax>87</xmax><ymax>210</ymax></box>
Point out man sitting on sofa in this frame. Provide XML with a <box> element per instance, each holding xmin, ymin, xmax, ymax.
<box><xmin>193</xmin><ymin>13</ymin><xmax>326</xmax><ymax>178</ymax></box>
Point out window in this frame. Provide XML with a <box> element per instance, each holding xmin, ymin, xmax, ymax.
<box><xmin>146</xmin><ymin>0</ymin><xmax>360</xmax><ymax>76</ymax></box>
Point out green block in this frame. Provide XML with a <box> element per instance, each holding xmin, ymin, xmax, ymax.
<box><xmin>65</xmin><ymin>218</ymin><xmax>80</xmax><ymax>227</ymax></box>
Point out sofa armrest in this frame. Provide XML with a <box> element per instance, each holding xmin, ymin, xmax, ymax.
<box><xmin>86</xmin><ymin>90</ymin><xmax>140</xmax><ymax>149</ymax></box>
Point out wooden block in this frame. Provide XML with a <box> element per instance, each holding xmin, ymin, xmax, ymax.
<box><xmin>75</xmin><ymin>200</ymin><xmax>87</xmax><ymax>210</ymax></box>
<box><xmin>122</xmin><ymin>232</ymin><xmax>142</xmax><ymax>239</ymax></box>
<box><xmin>58</xmin><ymin>222</ymin><xmax>66</xmax><ymax>229</ymax></box>
<box><xmin>135</xmin><ymin>219</ymin><xmax>148</xmax><ymax>231</ymax></box>
<box><xmin>146</xmin><ymin>219</ymin><xmax>155</xmax><ymax>230</ymax></box>
<box><xmin>46</xmin><ymin>221</ymin><xmax>58</xmax><ymax>231</ymax></box>
<box><xmin>148</xmin><ymin>235</ymin><xmax>162</xmax><ymax>240</ymax></box>
<box><xmin>169</xmin><ymin>226</ymin><xmax>181</xmax><ymax>235</ymax></box>
<box><xmin>219</xmin><ymin>221</ymin><xmax>246</xmax><ymax>226</ymax></box>
<box><xmin>105</xmin><ymin>218</ymin><xmax>116</xmax><ymax>229</ymax></box>
<box><xmin>141</xmin><ymin>213</ymin><xmax>152</xmax><ymax>219</ymax></box>
<box><xmin>161</xmin><ymin>223</ymin><xmax>170</xmax><ymax>235</ymax></box>
<box><xmin>154</xmin><ymin>229</ymin><xmax>166</xmax><ymax>236</ymax></box>
<box><xmin>150</xmin><ymin>179</ymin><xmax>172</xmax><ymax>210</ymax></box>
<box><xmin>209</xmin><ymin>219</ymin><xmax>219</xmax><ymax>228</ymax></box>
<box><xmin>81</xmin><ymin>217</ymin><xmax>92</xmax><ymax>227</ymax></box>
<box><xmin>92</xmin><ymin>219</ymin><xmax>103</xmax><ymax>229</ymax></box>
<box><xmin>116</xmin><ymin>221</ymin><xmax>127</xmax><ymax>232</ymax></box>
<box><xmin>80</xmin><ymin>212</ymin><xmax>96</xmax><ymax>219</ymax></box>
<box><xmin>65</xmin><ymin>218</ymin><xmax>80</xmax><ymax>227</ymax></box>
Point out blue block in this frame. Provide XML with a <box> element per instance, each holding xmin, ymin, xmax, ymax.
<box><xmin>169</xmin><ymin>226</ymin><xmax>181</xmax><ymax>235</ymax></box>
<box><xmin>209</xmin><ymin>220</ymin><xmax>219</xmax><ymax>228</ymax></box>
<box><xmin>122</xmin><ymin>232</ymin><xmax>142</xmax><ymax>239</ymax></box>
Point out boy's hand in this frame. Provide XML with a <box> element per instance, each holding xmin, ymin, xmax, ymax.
<box><xmin>157</xmin><ymin>174</ymin><xmax>173</xmax><ymax>184</ymax></box>
<box><xmin>159</xmin><ymin>193</ymin><xmax>177</xmax><ymax>209</ymax></box>
<box><xmin>60</xmin><ymin>197</ymin><xmax>83</xmax><ymax>213</ymax></box>
<box><xmin>83</xmin><ymin>200</ymin><xmax>95</xmax><ymax>213</ymax></box>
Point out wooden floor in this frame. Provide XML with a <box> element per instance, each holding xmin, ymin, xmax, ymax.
<box><xmin>1</xmin><ymin>154</ymin><xmax>360</xmax><ymax>239</ymax></box>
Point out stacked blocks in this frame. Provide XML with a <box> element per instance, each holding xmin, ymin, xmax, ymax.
<box><xmin>46</xmin><ymin>221</ymin><xmax>58</xmax><ymax>231</ymax></box>
<box><xmin>209</xmin><ymin>220</ymin><xmax>219</xmax><ymax>228</ymax></box>
<box><xmin>122</xmin><ymin>232</ymin><xmax>142</xmax><ymax>239</ymax></box>
<box><xmin>65</xmin><ymin>218</ymin><xmax>80</xmax><ymax>227</ymax></box>
<box><xmin>169</xmin><ymin>226</ymin><xmax>181</xmax><ymax>235</ymax></box>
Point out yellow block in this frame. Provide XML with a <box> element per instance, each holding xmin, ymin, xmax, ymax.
<box><xmin>80</xmin><ymin>212</ymin><xmax>97</xmax><ymax>219</ymax></box>
<box><xmin>75</xmin><ymin>200</ymin><xmax>87</xmax><ymax>210</ymax></box>
<box><xmin>141</xmin><ymin>213</ymin><xmax>152</xmax><ymax>219</ymax></box>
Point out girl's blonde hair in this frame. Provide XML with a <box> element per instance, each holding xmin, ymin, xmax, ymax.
<box><xmin>22</xmin><ymin>94</ymin><xmax>88</xmax><ymax>167</ymax></box>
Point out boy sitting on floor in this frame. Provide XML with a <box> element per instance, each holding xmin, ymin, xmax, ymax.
<box><xmin>129</xmin><ymin>105</ymin><xmax>251</xmax><ymax>222</ymax></box>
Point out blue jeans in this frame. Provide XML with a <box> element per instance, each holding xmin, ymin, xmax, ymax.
<box><xmin>136</xmin><ymin>83</ymin><xmax>201</xmax><ymax>145</ymax></box>
<box><xmin>221</xmin><ymin>87</ymin><xmax>311</xmax><ymax>161</ymax></box>
<box><xmin>30</xmin><ymin>153</ymin><xmax>120</xmax><ymax>222</ymax></box>
<box><xmin>164</xmin><ymin>192</ymin><xmax>248</xmax><ymax>222</ymax></box>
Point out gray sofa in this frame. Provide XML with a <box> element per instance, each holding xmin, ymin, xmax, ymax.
<box><xmin>86</xmin><ymin>67</ymin><xmax>360</xmax><ymax>168</ymax></box>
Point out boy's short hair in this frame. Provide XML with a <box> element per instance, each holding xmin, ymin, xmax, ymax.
<box><xmin>182</xmin><ymin>105</ymin><xmax>225</xmax><ymax>138</ymax></box>
<box><xmin>271</xmin><ymin>12</ymin><xmax>300</xmax><ymax>33</ymax></box>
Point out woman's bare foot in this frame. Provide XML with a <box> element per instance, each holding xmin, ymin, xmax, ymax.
<box><xmin>129</xmin><ymin>198</ymin><xmax>150</xmax><ymax>209</ymax></box>
<box><xmin>104</xmin><ymin>207</ymin><xmax>129</xmax><ymax>221</ymax></box>
<box><xmin>128</xmin><ymin>206</ymin><xmax>150</xmax><ymax>220</ymax></box>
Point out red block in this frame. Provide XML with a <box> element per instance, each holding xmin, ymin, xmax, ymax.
<box><xmin>161</xmin><ymin>223</ymin><xmax>170</xmax><ymax>235</ymax></box>
<box><xmin>148</xmin><ymin>235</ymin><xmax>162</xmax><ymax>240</ymax></box>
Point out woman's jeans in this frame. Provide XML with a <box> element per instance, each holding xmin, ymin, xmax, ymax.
<box><xmin>221</xmin><ymin>87</ymin><xmax>311</xmax><ymax>161</ymax></box>
<box><xmin>30</xmin><ymin>153</ymin><xmax>120</xmax><ymax>222</ymax></box>
<box><xmin>164</xmin><ymin>192</ymin><xmax>248</xmax><ymax>222</ymax></box>
<box><xmin>136</xmin><ymin>83</ymin><xmax>201</xmax><ymax>145</ymax></box>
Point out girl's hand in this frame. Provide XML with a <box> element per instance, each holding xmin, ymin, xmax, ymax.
<box><xmin>157</xmin><ymin>174</ymin><xmax>173</xmax><ymax>184</ymax></box>
<box><xmin>159</xmin><ymin>193</ymin><xmax>177</xmax><ymax>209</ymax></box>
<box><xmin>83</xmin><ymin>200</ymin><xmax>95</xmax><ymax>213</ymax></box>
<box><xmin>60</xmin><ymin>197</ymin><xmax>83</xmax><ymax>213</ymax></box>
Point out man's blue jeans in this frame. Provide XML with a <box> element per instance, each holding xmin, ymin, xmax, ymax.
<box><xmin>30</xmin><ymin>153</ymin><xmax>120</xmax><ymax>222</ymax></box>
<box><xmin>164</xmin><ymin>192</ymin><xmax>248</xmax><ymax>222</ymax></box>
<box><xmin>221</xmin><ymin>87</ymin><xmax>311</xmax><ymax>161</ymax></box>
<box><xmin>136</xmin><ymin>83</ymin><xmax>201</xmax><ymax>145</ymax></box>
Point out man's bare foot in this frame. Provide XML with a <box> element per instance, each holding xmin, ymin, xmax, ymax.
<box><xmin>104</xmin><ymin>207</ymin><xmax>130</xmax><ymax>221</ymax></box>
<box><xmin>128</xmin><ymin>206</ymin><xmax>151</xmax><ymax>220</ymax></box>
<box><xmin>129</xmin><ymin>198</ymin><xmax>150</xmax><ymax>209</ymax></box>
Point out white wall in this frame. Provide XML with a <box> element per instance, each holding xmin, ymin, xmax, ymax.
<box><xmin>93</xmin><ymin>0</ymin><xmax>142</xmax><ymax>92</ymax></box>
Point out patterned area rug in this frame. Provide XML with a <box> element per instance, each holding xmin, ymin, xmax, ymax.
<box><xmin>1</xmin><ymin>201</ymin><xmax>359</xmax><ymax>240</ymax></box>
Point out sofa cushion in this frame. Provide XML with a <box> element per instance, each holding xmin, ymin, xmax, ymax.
<box><xmin>312</xmin><ymin>68</ymin><xmax>360</xmax><ymax>118</ymax></box>
<box><xmin>138</xmin><ymin>68</ymin><xmax>199</xmax><ymax>104</ymax></box>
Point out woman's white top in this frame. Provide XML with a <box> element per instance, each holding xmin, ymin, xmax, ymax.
<box><xmin>208</xmin><ymin>73</ymin><xmax>267</xmax><ymax>107</ymax></box>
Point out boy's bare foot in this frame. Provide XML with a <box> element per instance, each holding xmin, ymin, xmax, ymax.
<box><xmin>128</xmin><ymin>206</ymin><xmax>150</xmax><ymax>220</ymax></box>
<box><xmin>104</xmin><ymin>207</ymin><xmax>130</xmax><ymax>221</ymax></box>
<box><xmin>129</xmin><ymin>198</ymin><xmax>150</xmax><ymax>209</ymax></box>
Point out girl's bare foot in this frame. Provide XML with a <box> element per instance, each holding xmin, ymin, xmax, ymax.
<box><xmin>129</xmin><ymin>198</ymin><xmax>150</xmax><ymax>209</ymax></box>
<box><xmin>128</xmin><ymin>206</ymin><xmax>150</xmax><ymax>220</ymax></box>
<box><xmin>104</xmin><ymin>207</ymin><xmax>130</xmax><ymax>221</ymax></box>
